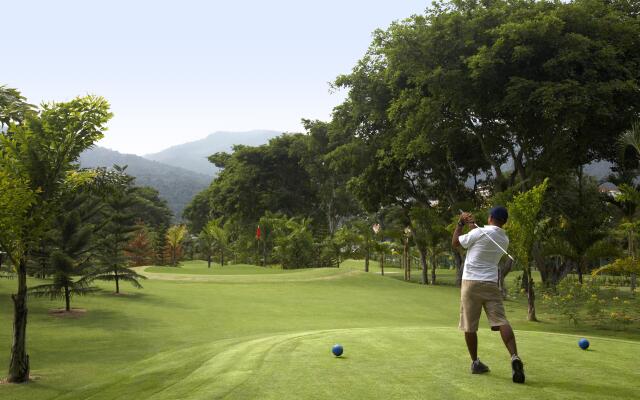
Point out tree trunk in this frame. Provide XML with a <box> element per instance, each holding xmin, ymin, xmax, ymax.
<box><xmin>403</xmin><ymin>239</ymin><xmax>409</xmax><ymax>281</ymax></box>
<box><xmin>431</xmin><ymin>254</ymin><xmax>437</xmax><ymax>285</ymax></box>
<box><xmin>524</xmin><ymin>269</ymin><xmax>538</xmax><ymax>321</ymax></box>
<box><xmin>527</xmin><ymin>284</ymin><xmax>537</xmax><ymax>321</ymax></box>
<box><xmin>115</xmin><ymin>269</ymin><xmax>120</xmax><ymax>294</ymax></box>
<box><xmin>453</xmin><ymin>251</ymin><xmax>464</xmax><ymax>287</ymax></box>
<box><xmin>577</xmin><ymin>259</ymin><xmax>583</xmax><ymax>284</ymax></box>
<box><xmin>629</xmin><ymin>229</ymin><xmax>636</xmax><ymax>293</ymax></box>
<box><xmin>380</xmin><ymin>253</ymin><xmax>384</xmax><ymax>276</ymax></box>
<box><xmin>364</xmin><ymin>249</ymin><xmax>370</xmax><ymax>272</ymax></box>
<box><xmin>419</xmin><ymin>248</ymin><xmax>428</xmax><ymax>285</ymax></box>
<box><xmin>498</xmin><ymin>258</ymin><xmax>513</xmax><ymax>299</ymax></box>
<box><xmin>8</xmin><ymin>258</ymin><xmax>30</xmax><ymax>383</ymax></box>
<box><xmin>65</xmin><ymin>284</ymin><xmax>71</xmax><ymax>312</ymax></box>
<box><xmin>262</xmin><ymin>239</ymin><xmax>266</xmax><ymax>266</ymax></box>
<box><xmin>207</xmin><ymin>254</ymin><xmax>211</xmax><ymax>268</ymax></box>
<box><xmin>220</xmin><ymin>251</ymin><xmax>224</xmax><ymax>267</ymax></box>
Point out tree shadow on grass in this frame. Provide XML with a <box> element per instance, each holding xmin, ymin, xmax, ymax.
<box><xmin>91</xmin><ymin>288</ymin><xmax>192</xmax><ymax>309</ymax></box>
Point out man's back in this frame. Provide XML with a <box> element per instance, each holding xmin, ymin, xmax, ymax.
<box><xmin>459</xmin><ymin>225</ymin><xmax>509</xmax><ymax>282</ymax></box>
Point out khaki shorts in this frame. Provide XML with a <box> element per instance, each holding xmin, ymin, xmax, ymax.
<box><xmin>459</xmin><ymin>280</ymin><xmax>509</xmax><ymax>332</ymax></box>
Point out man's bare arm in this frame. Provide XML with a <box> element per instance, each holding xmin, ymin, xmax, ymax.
<box><xmin>452</xmin><ymin>212</ymin><xmax>474</xmax><ymax>248</ymax></box>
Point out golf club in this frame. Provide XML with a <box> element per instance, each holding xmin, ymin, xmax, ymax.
<box><xmin>458</xmin><ymin>209</ymin><xmax>515</xmax><ymax>262</ymax></box>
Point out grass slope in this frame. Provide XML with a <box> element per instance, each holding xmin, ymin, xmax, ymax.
<box><xmin>0</xmin><ymin>261</ymin><xmax>638</xmax><ymax>399</ymax></box>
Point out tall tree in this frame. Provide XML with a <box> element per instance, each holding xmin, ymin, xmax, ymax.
<box><xmin>411</xmin><ymin>206</ymin><xmax>449</xmax><ymax>285</ymax></box>
<box><xmin>331</xmin><ymin>0</ymin><xmax>640</xmax><ymax>229</ymax></box>
<box><xmin>92</xmin><ymin>166</ymin><xmax>146</xmax><ymax>293</ymax></box>
<box><xmin>607</xmin><ymin>184</ymin><xmax>640</xmax><ymax>291</ymax></box>
<box><xmin>554</xmin><ymin>176</ymin><xmax>612</xmax><ymax>283</ymax></box>
<box><xmin>28</xmin><ymin>201</ymin><xmax>99</xmax><ymax>312</ymax></box>
<box><xmin>507</xmin><ymin>179</ymin><xmax>550</xmax><ymax>321</ymax></box>
<box><xmin>614</xmin><ymin>120</ymin><xmax>640</xmax><ymax>290</ymax></box>
<box><xmin>130</xmin><ymin>186</ymin><xmax>173</xmax><ymax>228</ymax></box>
<box><xmin>188</xmin><ymin>135</ymin><xmax>318</xmax><ymax>228</ymax></box>
<box><xmin>0</xmin><ymin>90</ymin><xmax>111</xmax><ymax>382</ymax></box>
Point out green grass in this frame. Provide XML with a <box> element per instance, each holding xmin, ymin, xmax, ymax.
<box><xmin>0</xmin><ymin>260</ymin><xmax>638</xmax><ymax>399</ymax></box>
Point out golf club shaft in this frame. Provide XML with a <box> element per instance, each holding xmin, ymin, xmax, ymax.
<box><xmin>459</xmin><ymin>210</ymin><xmax>515</xmax><ymax>261</ymax></box>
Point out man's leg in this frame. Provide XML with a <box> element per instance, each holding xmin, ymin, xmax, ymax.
<box><xmin>460</xmin><ymin>281</ymin><xmax>482</xmax><ymax>362</ymax></box>
<box><xmin>464</xmin><ymin>332</ymin><xmax>478</xmax><ymax>361</ymax></box>
<box><xmin>499</xmin><ymin>324</ymin><xmax>517</xmax><ymax>356</ymax></box>
<box><xmin>490</xmin><ymin>316</ymin><xmax>525</xmax><ymax>383</ymax></box>
<box><xmin>460</xmin><ymin>281</ymin><xmax>489</xmax><ymax>374</ymax></box>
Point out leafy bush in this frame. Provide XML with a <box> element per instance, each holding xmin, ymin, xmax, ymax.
<box><xmin>274</xmin><ymin>219</ymin><xmax>315</xmax><ymax>269</ymax></box>
<box><xmin>542</xmin><ymin>278</ymin><xmax>599</xmax><ymax>325</ymax></box>
<box><xmin>542</xmin><ymin>276</ymin><xmax>639</xmax><ymax>330</ymax></box>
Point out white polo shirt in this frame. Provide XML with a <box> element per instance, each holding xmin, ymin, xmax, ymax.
<box><xmin>459</xmin><ymin>225</ymin><xmax>509</xmax><ymax>282</ymax></box>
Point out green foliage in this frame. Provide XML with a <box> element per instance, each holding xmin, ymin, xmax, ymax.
<box><xmin>0</xmin><ymin>93</ymin><xmax>112</xmax><ymax>263</ymax></box>
<box><xmin>165</xmin><ymin>225</ymin><xmax>188</xmax><ymax>266</ymax></box>
<box><xmin>203</xmin><ymin>135</ymin><xmax>318</xmax><ymax>225</ymax></box>
<box><xmin>152</xmin><ymin>224</ymin><xmax>169</xmax><ymax>266</ymax></box>
<box><xmin>542</xmin><ymin>276</ymin><xmax>639</xmax><ymax>330</ymax></box>
<box><xmin>28</xmin><ymin>207</ymin><xmax>99</xmax><ymax>311</ymax></box>
<box><xmin>333</xmin><ymin>218</ymin><xmax>377</xmax><ymax>262</ymax></box>
<box><xmin>542</xmin><ymin>277</ymin><xmax>601</xmax><ymax>325</ymax></box>
<box><xmin>183</xmin><ymin>187</ymin><xmax>213</xmax><ymax>233</ymax></box>
<box><xmin>273</xmin><ymin>218</ymin><xmax>315</xmax><ymax>269</ymax></box>
<box><xmin>593</xmin><ymin>257</ymin><xmax>640</xmax><ymax>276</ymax></box>
<box><xmin>199</xmin><ymin>218</ymin><xmax>230</xmax><ymax>266</ymax></box>
<box><xmin>507</xmin><ymin>178</ymin><xmax>550</xmax><ymax>267</ymax></box>
<box><xmin>93</xmin><ymin>166</ymin><xmax>146</xmax><ymax>292</ymax></box>
<box><xmin>0</xmin><ymin>85</ymin><xmax>34</xmax><ymax>127</ymax></box>
<box><xmin>130</xmin><ymin>186</ymin><xmax>173</xmax><ymax>228</ymax></box>
<box><xmin>0</xmin><ymin>88</ymin><xmax>112</xmax><ymax>381</ymax></box>
<box><xmin>0</xmin><ymin>169</ymin><xmax>34</xmax><ymax>263</ymax></box>
<box><xmin>618</xmin><ymin>119</ymin><xmax>640</xmax><ymax>162</ymax></box>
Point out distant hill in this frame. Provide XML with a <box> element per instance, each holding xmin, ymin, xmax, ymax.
<box><xmin>78</xmin><ymin>147</ymin><xmax>211</xmax><ymax>219</ymax></box>
<box><xmin>584</xmin><ymin>160</ymin><xmax>614</xmax><ymax>180</ymax></box>
<box><xmin>144</xmin><ymin>130</ymin><xmax>281</xmax><ymax>176</ymax></box>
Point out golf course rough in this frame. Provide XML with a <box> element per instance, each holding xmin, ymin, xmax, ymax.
<box><xmin>0</xmin><ymin>261</ymin><xmax>638</xmax><ymax>400</ymax></box>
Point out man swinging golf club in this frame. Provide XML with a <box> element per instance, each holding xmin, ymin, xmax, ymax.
<box><xmin>452</xmin><ymin>206</ymin><xmax>525</xmax><ymax>384</ymax></box>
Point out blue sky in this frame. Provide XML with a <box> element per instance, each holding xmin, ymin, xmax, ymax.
<box><xmin>3</xmin><ymin>0</ymin><xmax>426</xmax><ymax>155</ymax></box>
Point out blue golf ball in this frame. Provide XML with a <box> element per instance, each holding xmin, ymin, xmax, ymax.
<box><xmin>578</xmin><ymin>338</ymin><xmax>590</xmax><ymax>350</ymax></box>
<box><xmin>332</xmin><ymin>344</ymin><xmax>343</xmax><ymax>357</ymax></box>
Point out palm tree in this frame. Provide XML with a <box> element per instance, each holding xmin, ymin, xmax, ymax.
<box><xmin>614</xmin><ymin>122</ymin><xmax>640</xmax><ymax>292</ymax></box>
<box><xmin>28</xmin><ymin>202</ymin><xmax>100</xmax><ymax>311</ymax></box>
<box><xmin>199</xmin><ymin>220</ymin><xmax>218</xmax><ymax>268</ymax></box>
<box><xmin>618</xmin><ymin>120</ymin><xmax>640</xmax><ymax>156</ymax></box>
<box><xmin>166</xmin><ymin>225</ymin><xmax>187</xmax><ymax>266</ymax></box>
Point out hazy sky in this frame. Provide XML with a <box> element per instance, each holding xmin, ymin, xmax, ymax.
<box><xmin>3</xmin><ymin>1</ymin><xmax>426</xmax><ymax>155</ymax></box>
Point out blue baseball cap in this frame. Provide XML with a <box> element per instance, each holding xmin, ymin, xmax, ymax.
<box><xmin>489</xmin><ymin>206</ymin><xmax>508</xmax><ymax>223</ymax></box>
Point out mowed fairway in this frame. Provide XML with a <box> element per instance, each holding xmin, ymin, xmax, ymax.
<box><xmin>0</xmin><ymin>261</ymin><xmax>638</xmax><ymax>399</ymax></box>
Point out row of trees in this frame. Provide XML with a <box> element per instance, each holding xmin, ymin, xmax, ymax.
<box><xmin>184</xmin><ymin>0</ymin><xmax>640</xmax><ymax>319</ymax></box>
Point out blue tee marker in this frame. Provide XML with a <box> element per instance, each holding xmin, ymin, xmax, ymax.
<box><xmin>332</xmin><ymin>344</ymin><xmax>343</xmax><ymax>357</ymax></box>
<box><xmin>578</xmin><ymin>338</ymin><xmax>590</xmax><ymax>350</ymax></box>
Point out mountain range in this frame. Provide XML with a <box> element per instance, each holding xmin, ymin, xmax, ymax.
<box><xmin>78</xmin><ymin>130</ymin><xmax>281</xmax><ymax>219</ymax></box>
<box><xmin>144</xmin><ymin>130</ymin><xmax>281</xmax><ymax>176</ymax></box>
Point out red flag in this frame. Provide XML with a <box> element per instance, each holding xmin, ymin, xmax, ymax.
<box><xmin>256</xmin><ymin>225</ymin><xmax>261</xmax><ymax>240</ymax></box>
